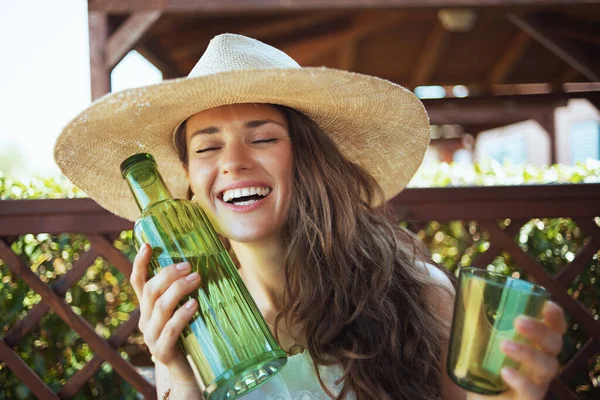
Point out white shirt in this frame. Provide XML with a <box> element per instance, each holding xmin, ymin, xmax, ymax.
<box><xmin>240</xmin><ymin>352</ymin><xmax>353</xmax><ymax>400</ymax></box>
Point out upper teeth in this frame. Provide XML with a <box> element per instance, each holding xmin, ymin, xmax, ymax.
<box><xmin>222</xmin><ymin>187</ymin><xmax>271</xmax><ymax>203</ymax></box>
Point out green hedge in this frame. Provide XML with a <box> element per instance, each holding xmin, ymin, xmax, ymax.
<box><xmin>1</xmin><ymin>160</ymin><xmax>599</xmax><ymax>399</ymax></box>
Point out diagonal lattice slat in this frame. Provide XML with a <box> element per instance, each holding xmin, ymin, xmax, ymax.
<box><xmin>472</xmin><ymin>222</ymin><xmax>524</xmax><ymax>269</ymax></box>
<box><xmin>59</xmin><ymin>309</ymin><xmax>143</xmax><ymax>398</ymax></box>
<box><xmin>88</xmin><ymin>234</ymin><xmax>134</xmax><ymax>277</ymax></box>
<box><xmin>1</xmin><ymin>185</ymin><xmax>598</xmax><ymax>399</ymax></box>
<box><xmin>4</xmin><ymin>246</ymin><xmax>100</xmax><ymax>347</ymax></box>
<box><xmin>0</xmin><ymin>339</ymin><xmax>60</xmax><ymax>399</ymax></box>
<box><xmin>548</xmin><ymin>378</ymin><xmax>580</xmax><ymax>400</ymax></box>
<box><xmin>480</xmin><ymin>220</ymin><xmax>600</xmax><ymax>400</ymax></box>
<box><xmin>481</xmin><ymin>221</ymin><xmax>600</xmax><ymax>339</ymax></box>
<box><xmin>561</xmin><ymin>337</ymin><xmax>600</xmax><ymax>384</ymax></box>
<box><xmin>0</xmin><ymin>239</ymin><xmax>156</xmax><ymax>399</ymax></box>
<box><xmin>556</xmin><ymin>240</ymin><xmax>600</xmax><ymax>285</ymax></box>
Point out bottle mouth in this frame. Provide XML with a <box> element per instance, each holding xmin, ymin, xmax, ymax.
<box><xmin>120</xmin><ymin>153</ymin><xmax>156</xmax><ymax>178</ymax></box>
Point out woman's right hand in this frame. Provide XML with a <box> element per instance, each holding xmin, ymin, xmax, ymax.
<box><xmin>130</xmin><ymin>243</ymin><xmax>201</xmax><ymax>384</ymax></box>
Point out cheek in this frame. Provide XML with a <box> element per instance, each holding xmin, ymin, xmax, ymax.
<box><xmin>275</xmin><ymin>147</ymin><xmax>295</xmax><ymax>201</ymax></box>
<box><xmin>188</xmin><ymin>160</ymin><xmax>216</xmax><ymax>202</ymax></box>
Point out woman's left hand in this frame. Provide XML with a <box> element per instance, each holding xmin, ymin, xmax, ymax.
<box><xmin>478</xmin><ymin>301</ymin><xmax>567</xmax><ymax>400</ymax></box>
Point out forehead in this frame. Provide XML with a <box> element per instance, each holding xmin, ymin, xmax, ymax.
<box><xmin>186</xmin><ymin>103</ymin><xmax>286</xmax><ymax>132</ymax></box>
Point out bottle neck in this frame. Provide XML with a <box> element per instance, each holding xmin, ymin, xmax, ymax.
<box><xmin>124</xmin><ymin>161</ymin><xmax>173</xmax><ymax>211</ymax></box>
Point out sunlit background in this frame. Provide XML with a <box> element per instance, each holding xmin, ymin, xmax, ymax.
<box><xmin>1</xmin><ymin>1</ymin><xmax>599</xmax><ymax>183</ymax></box>
<box><xmin>0</xmin><ymin>0</ymin><xmax>162</xmax><ymax>179</ymax></box>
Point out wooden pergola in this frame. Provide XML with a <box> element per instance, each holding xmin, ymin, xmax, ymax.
<box><xmin>0</xmin><ymin>1</ymin><xmax>599</xmax><ymax>399</ymax></box>
<box><xmin>87</xmin><ymin>0</ymin><xmax>600</xmax><ymax>163</ymax></box>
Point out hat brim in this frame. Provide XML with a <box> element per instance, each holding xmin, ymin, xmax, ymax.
<box><xmin>54</xmin><ymin>67</ymin><xmax>430</xmax><ymax>222</ymax></box>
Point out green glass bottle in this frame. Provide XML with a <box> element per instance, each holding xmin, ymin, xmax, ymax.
<box><xmin>121</xmin><ymin>153</ymin><xmax>287</xmax><ymax>400</ymax></box>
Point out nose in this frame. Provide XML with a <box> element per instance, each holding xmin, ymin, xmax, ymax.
<box><xmin>220</xmin><ymin>140</ymin><xmax>254</xmax><ymax>175</ymax></box>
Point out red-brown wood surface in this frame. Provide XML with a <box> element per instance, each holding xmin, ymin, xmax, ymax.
<box><xmin>1</xmin><ymin>183</ymin><xmax>599</xmax><ymax>398</ymax></box>
<box><xmin>88</xmin><ymin>2</ymin><xmax>600</xmax><ymax>95</ymax></box>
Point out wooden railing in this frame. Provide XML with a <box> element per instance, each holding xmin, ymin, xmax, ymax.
<box><xmin>1</xmin><ymin>183</ymin><xmax>599</xmax><ymax>399</ymax></box>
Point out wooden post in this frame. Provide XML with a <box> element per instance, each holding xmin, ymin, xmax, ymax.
<box><xmin>88</xmin><ymin>10</ymin><xmax>111</xmax><ymax>100</ymax></box>
<box><xmin>105</xmin><ymin>11</ymin><xmax>162</xmax><ymax>70</ymax></box>
<box><xmin>533</xmin><ymin>110</ymin><xmax>557</xmax><ymax>165</ymax></box>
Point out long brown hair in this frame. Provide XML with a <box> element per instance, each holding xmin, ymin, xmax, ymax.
<box><xmin>174</xmin><ymin>105</ymin><xmax>449</xmax><ymax>400</ymax></box>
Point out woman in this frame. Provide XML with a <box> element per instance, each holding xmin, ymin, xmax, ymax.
<box><xmin>55</xmin><ymin>34</ymin><xmax>566</xmax><ymax>400</ymax></box>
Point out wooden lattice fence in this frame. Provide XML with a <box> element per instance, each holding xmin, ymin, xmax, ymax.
<box><xmin>0</xmin><ymin>183</ymin><xmax>599</xmax><ymax>399</ymax></box>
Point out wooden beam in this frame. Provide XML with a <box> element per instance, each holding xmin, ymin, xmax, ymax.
<box><xmin>409</xmin><ymin>20</ymin><xmax>448</xmax><ymax>88</ymax></box>
<box><xmin>0</xmin><ymin>198</ymin><xmax>132</xmax><ymax>236</ymax></box>
<box><xmin>105</xmin><ymin>10</ymin><xmax>162</xmax><ymax>70</ymax></box>
<box><xmin>239</xmin><ymin>13</ymin><xmax>344</xmax><ymax>41</ymax></box>
<box><xmin>422</xmin><ymin>91</ymin><xmax>575</xmax><ymax>126</ymax></box>
<box><xmin>338</xmin><ymin>41</ymin><xmax>358</xmax><ymax>71</ymax></box>
<box><xmin>487</xmin><ymin>30</ymin><xmax>531</xmax><ymax>86</ymax></box>
<box><xmin>425</xmin><ymin>90</ymin><xmax>600</xmax><ymax>126</ymax></box>
<box><xmin>136</xmin><ymin>44</ymin><xmax>183</xmax><ymax>79</ymax></box>
<box><xmin>551</xmin><ymin>66</ymin><xmax>580</xmax><ymax>91</ymax></box>
<box><xmin>88</xmin><ymin>10</ymin><xmax>110</xmax><ymax>100</ymax></box>
<box><xmin>509</xmin><ymin>13</ymin><xmax>600</xmax><ymax>82</ymax></box>
<box><xmin>533</xmin><ymin>111</ymin><xmax>558</xmax><ymax>164</ymax></box>
<box><xmin>164</xmin><ymin>13</ymin><xmax>347</xmax><ymax>71</ymax></box>
<box><xmin>88</xmin><ymin>0</ymin><xmax>600</xmax><ymax>13</ymax></box>
<box><xmin>282</xmin><ymin>12</ymin><xmax>402</xmax><ymax>66</ymax></box>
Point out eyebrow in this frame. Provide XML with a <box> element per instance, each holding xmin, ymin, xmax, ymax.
<box><xmin>189</xmin><ymin>119</ymin><xmax>285</xmax><ymax>139</ymax></box>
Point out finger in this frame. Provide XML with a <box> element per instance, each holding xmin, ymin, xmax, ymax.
<box><xmin>141</xmin><ymin>261</ymin><xmax>192</xmax><ymax>330</ymax></box>
<box><xmin>130</xmin><ymin>243</ymin><xmax>152</xmax><ymax>299</ymax></box>
<box><xmin>153</xmin><ymin>298</ymin><xmax>198</xmax><ymax>363</ymax></box>
<box><xmin>147</xmin><ymin>272</ymin><xmax>201</xmax><ymax>340</ymax></box>
<box><xmin>501</xmin><ymin>340</ymin><xmax>559</xmax><ymax>384</ymax></box>
<box><xmin>501</xmin><ymin>367</ymin><xmax>547</xmax><ymax>400</ymax></box>
<box><xmin>542</xmin><ymin>301</ymin><xmax>568</xmax><ymax>335</ymax></box>
<box><xmin>515</xmin><ymin>316</ymin><xmax>563</xmax><ymax>356</ymax></box>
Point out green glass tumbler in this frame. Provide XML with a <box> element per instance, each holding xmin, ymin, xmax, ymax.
<box><xmin>447</xmin><ymin>267</ymin><xmax>549</xmax><ymax>395</ymax></box>
<box><xmin>121</xmin><ymin>153</ymin><xmax>287</xmax><ymax>400</ymax></box>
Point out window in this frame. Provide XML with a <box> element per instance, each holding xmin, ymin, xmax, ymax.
<box><xmin>570</xmin><ymin>121</ymin><xmax>600</xmax><ymax>164</ymax></box>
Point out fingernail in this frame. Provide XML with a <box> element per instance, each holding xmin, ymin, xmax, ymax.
<box><xmin>186</xmin><ymin>272</ymin><xmax>200</xmax><ymax>281</ymax></box>
<box><xmin>176</xmin><ymin>262</ymin><xmax>191</xmax><ymax>271</ymax></box>
<box><xmin>501</xmin><ymin>367</ymin><xmax>517</xmax><ymax>381</ymax></box>
<box><xmin>501</xmin><ymin>340</ymin><xmax>519</xmax><ymax>353</ymax></box>
<box><xmin>185</xmin><ymin>299</ymin><xmax>196</xmax><ymax>309</ymax></box>
<box><xmin>515</xmin><ymin>316</ymin><xmax>532</xmax><ymax>330</ymax></box>
<box><xmin>140</xmin><ymin>244</ymin><xmax>148</xmax><ymax>254</ymax></box>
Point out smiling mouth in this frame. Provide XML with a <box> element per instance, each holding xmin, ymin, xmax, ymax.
<box><xmin>220</xmin><ymin>187</ymin><xmax>272</xmax><ymax>206</ymax></box>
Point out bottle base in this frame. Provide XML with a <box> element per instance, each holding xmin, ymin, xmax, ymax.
<box><xmin>450</xmin><ymin>374</ymin><xmax>507</xmax><ymax>396</ymax></box>
<box><xmin>204</xmin><ymin>350</ymin><xmax>288</xmax><ymax>400</ymax></box>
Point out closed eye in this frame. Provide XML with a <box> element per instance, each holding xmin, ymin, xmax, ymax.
<box><xmin>253</xmin><ymin>138</ymin><xmax>278</xmax><ymax>144</ymax></box>
<box><xmin>196</xmin><ymin>147</ymin><xmax>220</xmax><ymax>153</ymax></box>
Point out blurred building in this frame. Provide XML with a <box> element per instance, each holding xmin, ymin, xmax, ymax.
<box><xmin>475</xmin><ymin>99</ymin><xmax>600</xmax><ymax>166</ymax></box>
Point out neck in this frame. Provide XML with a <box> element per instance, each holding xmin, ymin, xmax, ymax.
<box><xmin>231</xmin><ymin>235</ymin><xmax>307</xmax><ymax>352</ymax></box>
<box><xmin>229</xmin><ymin>236</ymin><xmax>287</xmax><ymax>322</ymax></box>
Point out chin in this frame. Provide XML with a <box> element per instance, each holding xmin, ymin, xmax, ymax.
<box><xmin>222</xmin><ymin>225</ymin><xmax>282</xmax><ymax>244</ymax></box>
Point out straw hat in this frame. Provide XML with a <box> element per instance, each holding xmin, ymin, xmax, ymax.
<box><xmin>54</xmin><ymin>33</ymin><xmax>430</xmax><ymax>222</ymax></box>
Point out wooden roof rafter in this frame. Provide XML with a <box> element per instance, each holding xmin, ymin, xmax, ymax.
<box><xmin>486</xmin><ymin>30</ymin><xmax>532</xmax><ymax>87</ymax></box>
<box><xmin>88</xmin><ymin>0</ymin><xmax>600</xmax><ymax>13</ymax></box>
<box><xmin>163</xmin><ymin>12</ymin><xmax>349</xmax><ymax>70</ymax></box>
<box><xmin>409</xmin><ymin>20</ymin><xmax>449</xmax><ymax>89</ymax></box>
<box><xmin>105</xmin><ymin>11</ymin><xmax>162</xmax><ymax>70</ymax></box>
<box><xmin>509</xmin><ymin>13</ymin><xmax>600</xmax><ymax>82</ymax></box>
<box><xmin>281</xmin><ymin>12</ymin><xmax>404</xmax><ymax>66</ymax></box>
